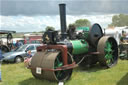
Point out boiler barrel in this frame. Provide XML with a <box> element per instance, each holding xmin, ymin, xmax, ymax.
<box><xmin>70</xmin><ymin>40</ymin><xmax>89</xmax><ymax>55</ymax></box>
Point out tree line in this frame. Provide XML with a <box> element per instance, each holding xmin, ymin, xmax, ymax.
<box><xmin>109</xmin><ymin>14</ymin><xmax>128</xmax><ymax>27</ymax></box>
<box><xmin>44</xmin><ymin>14</ymin><xmax>128</xmax><ymax>31</ymax></box>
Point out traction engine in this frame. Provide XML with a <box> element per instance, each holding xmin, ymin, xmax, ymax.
<box><xmin>28</xmin><ymin>4</ymin><xmax>118</xmax><ymax>81</ymax></box>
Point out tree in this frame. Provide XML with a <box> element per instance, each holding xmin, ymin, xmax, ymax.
<box><xmin>45</xmin><ymin>26</ymin><xmax>55</xmax><ymax>31</ymax></box>
<box><xmin>109</xmin><ymin>14</ymin><xmax>128</xmax><ymax>27</ymax></box>
<box><xmin>74</xmin><ymin>19</ymin><xmax>91</xmax><ymax>27</ymax></box>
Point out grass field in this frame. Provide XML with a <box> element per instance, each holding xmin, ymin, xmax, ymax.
<box><xmin>0</xmin><ymin>59</ymin><xmax>128</xmax><ymax>85</ymax></box>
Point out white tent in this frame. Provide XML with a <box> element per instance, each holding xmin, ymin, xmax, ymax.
<box><xmin>105</xmin><ymin>26</ymin><xmax>128</xmax><ymax>45</ymax></box>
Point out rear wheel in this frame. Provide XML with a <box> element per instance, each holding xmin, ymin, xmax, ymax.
<box><xmin>97</xmin><ymin>36</ymin><xmax>118</xmax><ymax>68</ymax></box>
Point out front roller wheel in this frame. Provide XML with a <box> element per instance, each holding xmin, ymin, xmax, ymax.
<box><xmin>97</xmin><ymin>36</ymin><xmax>118</xmax><ymax>68</ymax></box>
<box><xmin>54</xmin><ymin>52</ymin><xmax>73</xmax><ymax>81</ymax></box>
<box><xmin>31</xmin><ymin>51</ymin><xmax>73</xmax><ymax>81</ymax></box>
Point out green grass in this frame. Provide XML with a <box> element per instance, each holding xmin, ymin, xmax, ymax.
<box><xmin>0</xmin><ymin>60</ymin><xmax>128</xmax><ymax>85</ymax></box>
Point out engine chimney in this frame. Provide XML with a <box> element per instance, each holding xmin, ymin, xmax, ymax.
<box><xmin>59</xmin><ymin>3</ymin><xmax>67</xmax><ymax>40</ymax></box>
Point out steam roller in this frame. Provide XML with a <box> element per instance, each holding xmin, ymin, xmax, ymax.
<box><xmin>27</xmin><ymin>3</ymin><xmax>118</xmax><ymax>82</ymax></box>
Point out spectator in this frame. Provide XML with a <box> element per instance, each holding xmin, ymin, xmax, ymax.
<box><xmin>24</xmin><ymin>50</ymin><xmax>32</xmax><ymax>68</ymax></box>
<box><xmin>119</xmin><ymin>31</ymin><xmax>128</xmax><ymax>54</ymax></box>
<box><xmin>120</xmin><ymin>31</ymin><xmax>127</xmax><ymax>44</ymax></box>
<box><xmin>27</xmin><ymin>50</ymin><xmax>32</xmax><ymax>58</ymax></box>
<box><xmin>67</xmin><ymin>24</ymin><xmax>77</xmax><ymax>40</ymax></box>
<box><xmin>15</xmin><ymin>40</ymin><xmax>23</xmax><ymax>48</ymax></box>
<box><xmin>0</xmin><ymin>48</ymin><xmax>4</xmax><ymax>82</ymax></box>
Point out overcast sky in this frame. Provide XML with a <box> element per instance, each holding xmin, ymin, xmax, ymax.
<box><xmin>0</xmin><ymin>0</ymin><xmax>128</xmax><ymax>32</ymax></box>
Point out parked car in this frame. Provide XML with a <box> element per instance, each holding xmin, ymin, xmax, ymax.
<box><xmin>2</xmin><ymin>44</ymin><xmax>41</xmax><ymax>63</ymax></box>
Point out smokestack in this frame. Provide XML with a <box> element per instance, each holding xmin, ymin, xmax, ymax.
<box><xmin>59</xmin><ymin>3</ymin><xmax>67</xmax><ymax>40</ymax></box>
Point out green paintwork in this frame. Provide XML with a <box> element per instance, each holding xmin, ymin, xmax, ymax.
<box><xmin>77</xmin><ymin>27</ymin><xmax>89</xmax><ymax>31</ymax></box>
<box><xmin>104</xmin><ymin>41</ymin><xmax>113</xmax><ymax>64</ymax></box>
<box><xmin>76</xmin><ymin>27</ymin><xmax>90</xmax><ymax>39</ymax></box>
<box><xmin>54</xmin><ymin>55</ymin><xmax>63</xmax><ymax>78</ymax></box>
<box><xmin>70</xmin><ymin>40</ymin><xmax>89</xmax><ymax>55</ymax></box>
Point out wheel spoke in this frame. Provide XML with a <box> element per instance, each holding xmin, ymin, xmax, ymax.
<box><xmin>54</xmin><ymin>54</ymin><xmax>63</xmax><ymax>79</ymax></box>
<box><xmin>105</xmin><ymin>41</ymin><xmax>114</xmax><ymax>65</ymax></box>
<box><xmin>56</xmin><ymin>70</ymin><xmax>63</xmax><ymax>78</ymax></box>
<box><xmin>54</xmin><ymin>56</ymin><xmax>63</xmax><ymax>69</ymax></box>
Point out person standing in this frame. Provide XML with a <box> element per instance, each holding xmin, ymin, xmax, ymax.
<box><xmin>0</xmin><ymin>48</ymin><xmax>3</xmax><ymax>82</ymax></box>
<box><xmin>15</xmin><ymin>40</ymin><xmax>23</xmax><ymax>49</ymax></box>
<box><xmin>120</xmin><ymin>31</ymin><xmax>127</xmax><ymax>44</ymax></box>
<box><xmin>67</xmin><ymin>24</ymin><xmax>76</xmax><ymax>40</ymax></box>
<box><xmin>119</xmin><ymin>31</ymin><xmax>128</xmax><ymax>59</ymax></box>
<box><xmin>120</xmin><ymin>31</ymin><xmax>127</xmax><ymax>53</ymax></box>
